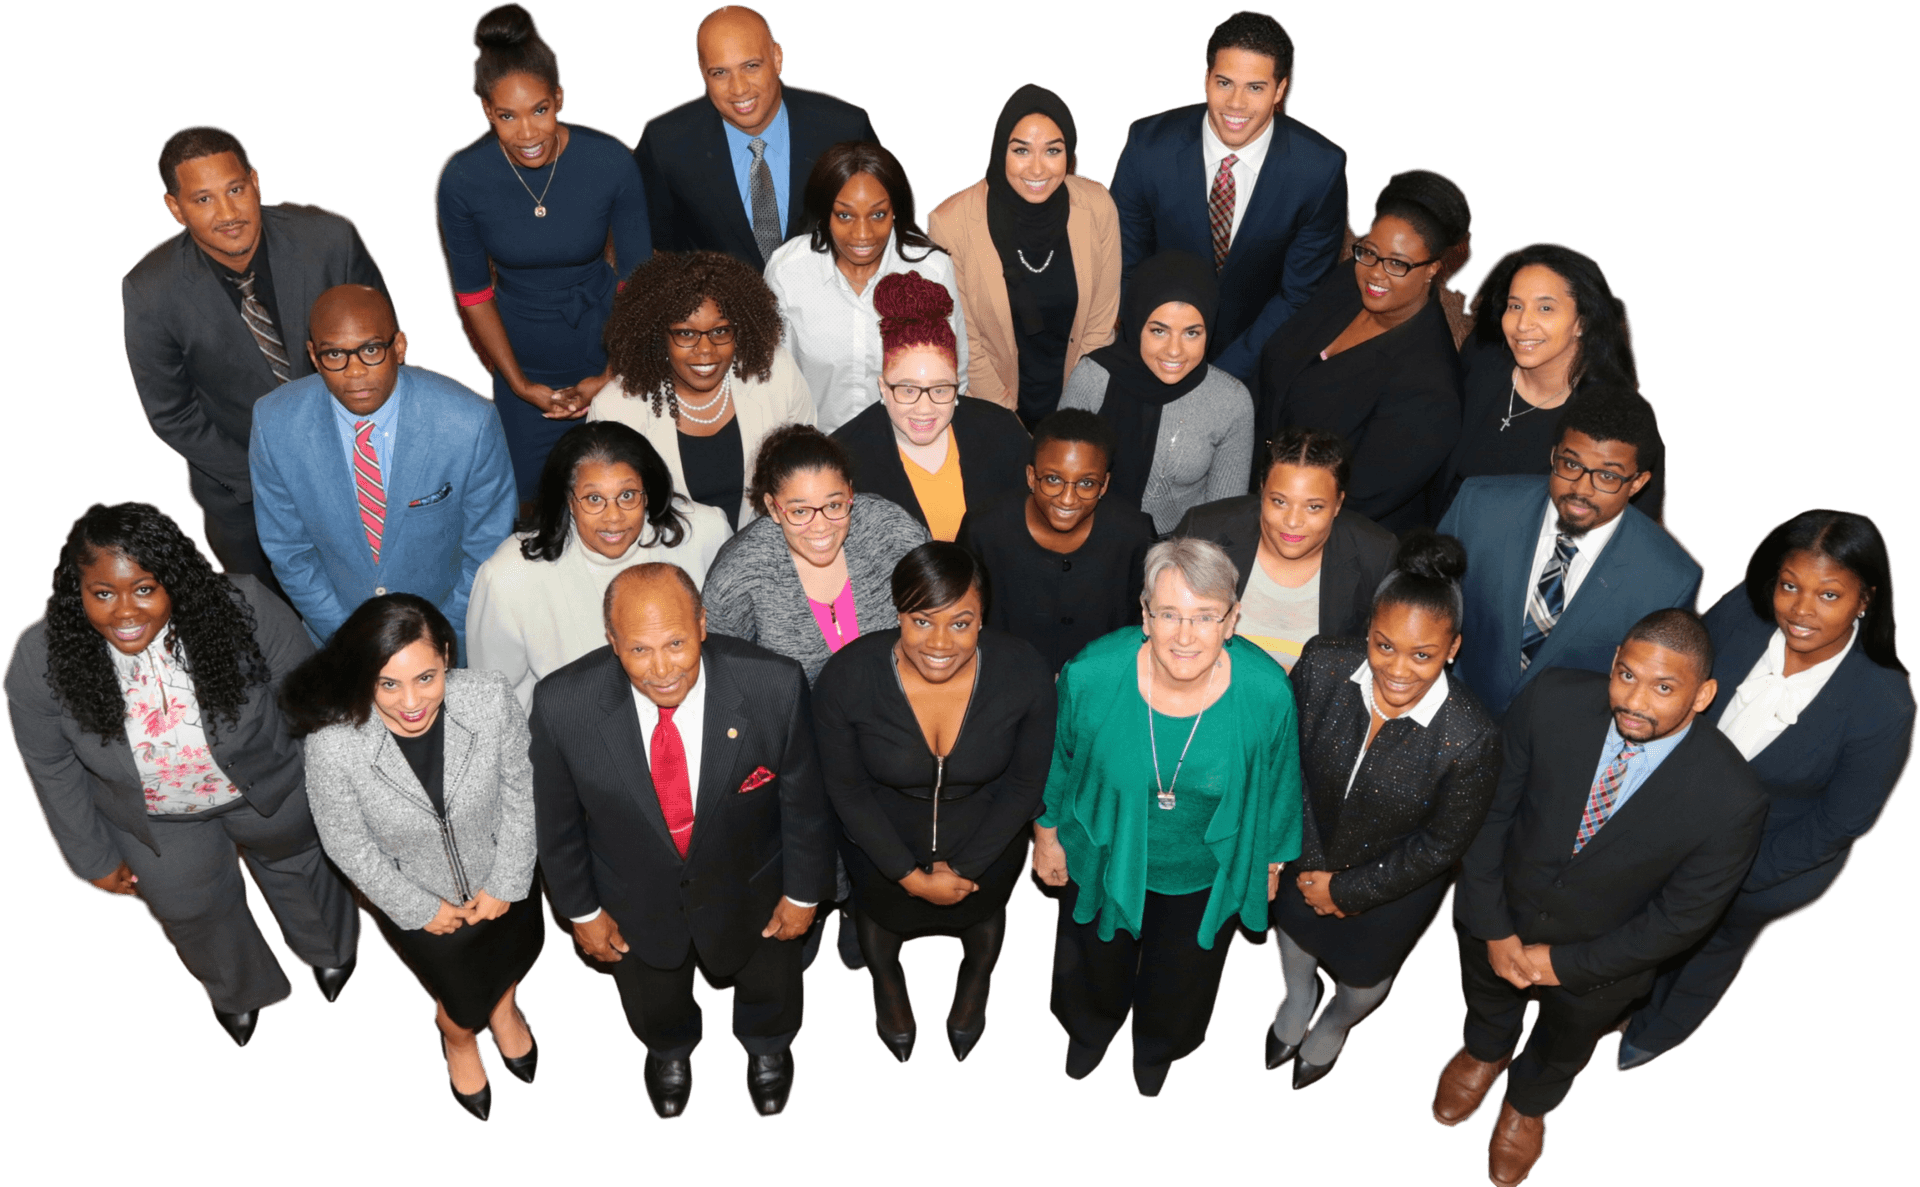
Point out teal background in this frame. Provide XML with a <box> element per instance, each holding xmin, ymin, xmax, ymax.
<box><xmin>7</xmin><ymin>0</ymin><xmax>1912</xmax><ymax>1175</ymax></box>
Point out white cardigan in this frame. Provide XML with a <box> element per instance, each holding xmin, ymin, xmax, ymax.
<box><xmin>587</xmin><ymin>344</ymin><xmax>815</xmax><ymax>526</ymax></box>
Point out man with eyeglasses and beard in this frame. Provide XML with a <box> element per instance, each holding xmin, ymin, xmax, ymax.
<box><xmin>1438</xmin><ymin>385</ymin><xmax>1701</xmax><ymax>719</ymax></box>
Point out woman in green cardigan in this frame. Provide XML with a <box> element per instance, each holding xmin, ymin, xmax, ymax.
<box><xmin>1033</xmin><ymin>536</ymin><xmax>1304</xmax><ymax>1096</ymax></box>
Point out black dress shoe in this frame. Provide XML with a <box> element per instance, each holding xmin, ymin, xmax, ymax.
<box><xmin>313</xmin><ymin>958</ymin><xmax>356</xmax><ymax>1003</ymax></box>
<box><xmin>213</xmin><ymin>1008</ymin><xmax>257</xmax><ymax>1048</ymax></box>
<box><xmin>440</xmin><ymin>1037</ymin><xmax>491</xmax><ymax>1121</ymax></box>
<box><xmin>1133</xmin><ymin>1060</ymin><xmax>1171</xmax><ymax>1097</ymax></box>
<box><xmin>1293</xmin><ymin>1052</ymin><xmax>1339</xmax><ymax>1090</ymax></box>
<box><xmin>947</xmin><ymin>1019</ymin><xmax>985</xmax><ymax>1062</ymax></box>
<box><xmin>644</xmin><ymin>1053</ymin><xmax>692</xmax><ymax>1118</ymax></box>
<box><xmin>836</xmin><ymin>910</ymin><xmax>867</xmax><ymax>970</ymax></box>
<box><xmin>495</xmin><ymin>1009</ymin><xmax>538</xmax><ymax>1084</ymax></box>
<box><xmin>877</xmin><ymin>1025</ymin><xmax>916</xmax><ymax>1063</ymax></box>
<box><xmin>1065</xmin><ymin>1038</ymin><xmax>1106</xmax><ymax>1080</ymax></box>
<box><xmin>747</xmin><ymin>1050</ymin><xmax>793</xmax><ymax>1115</ymax></box>
<box><xmin>1266</xmin><ymin>975</ymin><xmax>1324</xmax><ymax>1069</ymax></box>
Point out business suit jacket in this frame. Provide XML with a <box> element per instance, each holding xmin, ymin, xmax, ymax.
<box><xmin>1438</xmin><ymin>475</ymin><xmax>1702</xmax><ymax>719</ymax></box>
<box><xmin>1455</xmin><ymin>668</ymin><xmax>1768</xmax><ymax>995</ymax></box>
<box><xmin>123</xmin><ymin>204</ymin><xmax>386</xmax><ymax>505</ymax></box>
<box><xmin>248</xmin><ymin>365</ymin><xmax>518</xmax><ymax>653</ymax></box>
<box><xmin>530</xmin><ymin>634</ymin><xmax>835</xmax><ymax>976</ymax></box>
<box><xmin>1172</xmin><ymin>496</ymin><xmax>1396</xmax><ymax>640</ymax></box>
<box><xmin>633</xmin><ymin>88</ymin><xmax>877</xmax><ymax>267</ymax></box>
<box><xmin>1109</xmin><ymin>107</ymin><xmax>1347</xmax><ymax>382</ymax></box>
<box><xmin>830</xmin><ymin>396</ymin><xmax>1031</xmax><ymax>534</ymax></box>
<box><xmin>1699</xmin><ymin>588</ymin><xmax>1914</xmax><ymax>895</ymax></box>
<box><xmin>927</xmin><ymin>176</ymin><xmax>1121</xmax><ymax>412</ymax></box>
<box><xmin>5</xmin><ymin>576</ymin><xmax>313</xmax><ymax>879</ymax></box>
<box><xmin>303</xmin><ymin>669</ymin><xmax>537</xmax><ymax>930</ymax></box>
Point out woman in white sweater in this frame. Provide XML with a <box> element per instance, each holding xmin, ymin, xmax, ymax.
<box><xmin>467</xmin><ymin>422</ymin><xmax>729</xmax><ymax>709</ymax></box>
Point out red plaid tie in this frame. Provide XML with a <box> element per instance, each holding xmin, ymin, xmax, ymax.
<box><xmin>352</xmin><ymin>419</ymin><xmax>385</xmax><ymax>561</ymax></box>
<box><xmin>1208</xmin><ymin>154</ymin><xmax>1238</xmax><ymax>271</ymax></box>
<box><xmin>651</xmin><ymin>705</ymin><xmax>695</xmax><ymax>858</ymax></box>
<box><xmin>1573</xmin><ymin>740</ymin><xmax>1644</xmax><ymax>854</ymax></box>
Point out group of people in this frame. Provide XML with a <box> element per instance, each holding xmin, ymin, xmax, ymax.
<box><xmin>21</xmin><ymin>5</ymin><xmax>1900</xmax><ymax>1185</ymax></box>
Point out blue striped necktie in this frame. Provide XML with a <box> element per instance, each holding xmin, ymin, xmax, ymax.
<box><xmin>1520</xmin><ymin>533</ymin><xmax>1578</xmax><ymax>669</ymax></box>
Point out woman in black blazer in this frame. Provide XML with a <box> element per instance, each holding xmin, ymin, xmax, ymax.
<box><xmin>812</xmin><ymin>544</ymin><xmax>1057</xmax><ymax>1062</ymax></box>
<box><xmin>1621</xmin><ymin>511</ymin><xmax>1912</xmax><ymax>1066</ymax></box>
<box><xmin>1268</xmin><ymin>532</ymin><xmax>1500</xmax><ymax>1089</ymax></box>
<box><xmin>1174</xmin><ymin>428</ymin><xmax>1396</xmax><ymax>672</ymax></box>
<box><xmin>1256</xmin><ymin>171</ymin><xmax>1470</xmax><ymax>533</ymax></box>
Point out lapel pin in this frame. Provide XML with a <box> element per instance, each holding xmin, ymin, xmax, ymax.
<box><xmin>727</xmin><ymin>728</ymin><xmax>738</xmax><ymax>739</ymax></box>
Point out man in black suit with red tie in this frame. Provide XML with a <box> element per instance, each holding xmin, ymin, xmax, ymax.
<box><xmin>1435</xmin><ymin>609</ymin><xmax>1767</xmax><ymax>1186</ymax></box>
<box><xmin>531</xmin><ymin>563</ymin><xmax>833</xmax><ymax>1118</ymax></box>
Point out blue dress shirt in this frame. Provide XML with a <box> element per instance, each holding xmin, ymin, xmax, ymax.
<box><xmin>1588</xmin><ymin>718</ymin><xmax>1692</xmax><ymax>816</ymax></box>
<box><xmin>329</xmin><ymin>382</ymin><xmax>402</xmax><ymax>495</ymax></box>
<box><xmin>721</xmin><ymin>101</ymin><xmax>790</xmax><ymax>232</ymax></box>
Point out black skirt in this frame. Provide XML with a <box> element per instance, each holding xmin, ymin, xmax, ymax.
<box><xmin>843</xmin><ymin>829</ymin><xmax>1029</xmax><ymax>936</ymax></box>
<box><xmin>1271</xmin><ymin>869</ymin><xmax>1450</xmax><ymax>988</ymax></box>
<box><xmin>377</xmin><ymin>894</ymin><xmax>546</xmax><ymax>1030</ymax></box>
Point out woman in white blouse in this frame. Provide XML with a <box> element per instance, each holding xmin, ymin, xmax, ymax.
<box><xmin>467</xmin><ymin>422</ymin><xmax>730</xmax><ymax>709</ymax></box>
<box><xmin>764</xmin><ymin>141</ymin><xmax>967</xmax><ymax>434</ymax></box>
<box><xmin>589</xmin><ymin>251</ymin><xmax>814</xmax><ymax>530</ymax></box>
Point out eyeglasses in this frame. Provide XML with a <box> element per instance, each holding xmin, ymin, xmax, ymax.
<box><xmin>1351</xmin><ymin>243</ymin><xmax>1438</xmax><ymax>278</ymax></box>
<box><xmin>667</xmin><ymin>325</ymin><xmax>736</xmax><ymax>347</ymax></box>
<box><xmin>883</xmin><ymin>381</ymin><xmax>960</xmax><ymax>405</ymax></box>
<box><xmin>1549</xmin><ymin>450</ymin><xmax>1641</xmax><ymax>494</ymax></box>
<box><xmin>1143</xmin><ymin>606</ymin><xmax>1231</xmax><ymax>632</ymax></box>
<box><xmin>571</xmin><ymin>489</ymin><xmax>644</xmax><ymax>514</ymax></box>
<box><xmin>1037</xmin><ymin>474</ymin><xmax>1104</xmax><ymax>494</ymax></box>
<box><xmin>314</xmin><ymin>338</ymin><xmax>395</xmax><ymax>371</ymax></box>
<box><xmin>775</xmin><ymin>497</ymin><xmax>853</xmax><ymax>526</ymax></box>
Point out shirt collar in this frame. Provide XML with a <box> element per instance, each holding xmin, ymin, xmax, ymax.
<box><xmin>329</xmin><ymin>367</ymin><xmax>408</xmax><ymax>432</ymax></box>
<box><xmin>1600</xmin><ymin>717</ymin><xmax>1691</xmax><ymax>763</ymax></box>
<box><xmin>722</xmin><ymin>99</ymin><xmax>790</xmax><ymax>153</ymax></box>
<box><xmin>1201</xmin><ymin>112</ymin><xmax>1275</xmax><ymax>174</ymax></box>
<box><xmin>1760</xmin><ymin>623</ymin><xmax>1856</xmax><ymax>684</ymax></box>
<box><xmin>630</xmin><ymin>654</ymin><xmax>708</xmax><ymax>727</ymax></box>
<box><xmin>1540</xmin><ymin>495</ymin><xmax>1625</xmax><ymax>557</ymax></box>
<box><xmin>1349</xmin><ymin>659</ymin><xmax>1450</xmax><ymax>728</ymax></box>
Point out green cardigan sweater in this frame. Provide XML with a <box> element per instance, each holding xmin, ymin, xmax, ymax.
<box><xmin>1038</xmin><ymin>628</ymin><xmax>1303</xmax><ymax>946</ymax></box>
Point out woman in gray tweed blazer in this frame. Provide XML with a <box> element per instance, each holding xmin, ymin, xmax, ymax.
<box><xmin>287</xmin><ymin>595</ymin><xmax>540</xmax><ymax>1121</ymax></box>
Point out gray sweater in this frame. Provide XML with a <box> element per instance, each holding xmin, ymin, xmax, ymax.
<box><xmin>1060</xmin><ymin>358</ymin><xmax>1255</xmax><ymax>534</ymax></box>
<box><xmin>702</xmin><ymin>496</ymin><xmax>929</xmax><ymax>683</ymax></box>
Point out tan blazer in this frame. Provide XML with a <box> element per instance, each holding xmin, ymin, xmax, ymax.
<box><xmin>928</xmin><ymin>175</ymin><xmax>1121</xmax><ymax>411</ymax></box>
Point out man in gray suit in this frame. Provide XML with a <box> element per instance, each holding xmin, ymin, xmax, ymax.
<box><xmin>123</xmin><ymin>126</ymin><xmax>386</xmax><ymax>593</ymax></box>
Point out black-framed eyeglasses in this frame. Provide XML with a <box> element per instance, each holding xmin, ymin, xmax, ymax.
<box><xmin>776</xmin><ymin>496</ymin><xmax>853</xmax><ymax>526</ymax></box>
<box><xmin>667</xmin><ymin>325</ymin><xmax>736</xmax><ymax>347</ymax></box>
<box><xmin>1549</xmin><ymin>450</ymin><xmax>1640</xmax><ymax>494</ymax></box>
<box><xmin>1351</xmin><ymin>243</ymin><xmax>1437</xmax><ymax>278</ymax></box>
<box><xmin>314</xmin><ymin>338</ymin><xmax>395</xmax><ymax>371</ymax></box>
<box><xmin>883</xmin><ymin>381</ymin><xmax>960</xmax><ymax>405</ymax></box>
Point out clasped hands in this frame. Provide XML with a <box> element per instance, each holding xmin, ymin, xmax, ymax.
<box><xmin>423</xmin><ymin>890</ymin><xmax>512</xmax><ymax>935</ymax></box>
<box><xmin>1486</xmin><ymin>935</ymin><xmax>1560</xmax><ymax>989</ymax></box>
<box><xmin>902</xmin><ymin>861</ymin><xmax>978</xmax><ymax>906</ymax></box>
<box><xmin>569</xmin><ymin>897</ymin><xmax>818</xmax><ymax>963</ymax></box>
<box><xmin>514</xmin><ymin>372</ymin><xmax>607</xmax><ymax>420</ymax></box>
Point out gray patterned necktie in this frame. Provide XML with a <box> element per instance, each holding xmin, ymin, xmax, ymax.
<box><xmin>230</xmin><ymin>272</ymin><xmax>292</xmax><ymax>385</ymax></box>
<box><xmin>748</xmin><ymin>137</ymin><xmax>782</xmax><ymax>263</ymax></box>
<box><xmin>1519</xmin><ymin>533</ymin><xmax>1578</xmax><ymax>670</ymax></box>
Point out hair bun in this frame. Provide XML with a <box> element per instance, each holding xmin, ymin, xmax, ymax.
<box><xmin>1377</xmin><ymin>169</ymin><xmax>1471</xmax><ymax>255</ymax></box>
<box><xmin>873</xmin><ymin>271</ymin><xmax>954</xmax><ymax>323</ymax></box>
<box><xmin>1392</xmin><ymin>529</ymin><xmax>1468</xmax><ymax>586</ymax></box>
<box><xmin>475</xmin><ymin>3</ymin><xmax>537</xmax><ymax>49</ymax></box>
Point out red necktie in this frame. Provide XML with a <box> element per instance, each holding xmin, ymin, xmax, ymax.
<box><xmin>353</xmin><ymin>419</ymin><xmax>385</xmax><ymax>561</ymax></box>
<box><xmin>651</xmin><ymin>705</ymin><xmax>695</xmax><ymax>858</ymax></box>
<box><xmin>1208</xmin><ymin>154</ymin><xmax>1238</xmax><ymax>271</ymax></box>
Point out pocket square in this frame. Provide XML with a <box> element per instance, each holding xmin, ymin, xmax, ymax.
<box><xmin>739</xmin><ymin>766</ymin><xmax>776</xmax><ymax>792</ymax></box>
<box><xmin>407</xmin><ymin>483</ymin><xmax>453</xmax><ymax>508</ymax></box>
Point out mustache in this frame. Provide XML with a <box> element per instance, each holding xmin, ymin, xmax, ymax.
<box><xmin>1610</xmin><ymin>705</ymin><xmax>1657</xmax><ymax>729</ymax></box>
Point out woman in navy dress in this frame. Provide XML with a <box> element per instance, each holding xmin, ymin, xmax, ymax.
<box><xmin>437</xmin><ymin>4</ymin><xmax>652</xmax><ymax>500</ymax></box>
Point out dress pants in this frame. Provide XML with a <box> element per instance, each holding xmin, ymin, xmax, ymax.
<box><xmin>608</xmin><ymin>931</ymin><xmax>805</xmax><ymax>1060</ymax></box>
<box><xmin>1051</xmin><ymin>879</ymin><xmax>1235</xmax><ymax>1069</ymax></box>
<box><xmin>190</xmin><ymin>470</ymin><xmax>287</xmax><ymax>603</ymax></box>
<box><xmin>1455</xmin><ymin>923</ymin><xmax>1638</xmax><ymax>1117</ymax></box>
<box><xmin>120</xmin><ymin>787</ymin><xmax>359</xmax><ymax>1014</ymax></box>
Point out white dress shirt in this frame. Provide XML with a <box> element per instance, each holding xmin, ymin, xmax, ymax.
<box><xmin>1200</xmin><ymin>113</ymin><xmax>1276</xmax><ymax>249</ymax></box>
<box><xmin>1718</xmin><ymin>626</ymin><xmax>1856</xmax><ymax>760</ymax></box>
<box><xmin>1524</xmin><ymin>498</ymin><xmax>1624</xmax><ymax>616</ymax></box>
<box><xmin>1345</xmin><ymin>661</ymin><xmax>1450</xmax><ymax>797</ymax></box>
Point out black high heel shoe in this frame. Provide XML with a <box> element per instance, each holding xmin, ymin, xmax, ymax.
<box><xmin>876</xmin><ymin>1024</ymin><xmax>916</xmax><ymax>1063</ymax></box>
<box><xmin>494</xmin><ymin>1007</ymin><xmax>538</xmax><ymax>1084</ymax></box>
<box><xmin>1265</xmin><ymin>976</ymin><xmax>1325</xmax><ymax>1070</ymax></box>
<box><xmin>213</xmin><ymin>1008</ymin><xmax>258</xmax><ymax>1048</ymax></box>
<box><xmin>440</xmin><ymin>1035</ymin><xmax>492</xmax><ymax>1121</ymax></box>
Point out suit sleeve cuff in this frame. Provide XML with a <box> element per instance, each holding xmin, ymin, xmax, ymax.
<box><xmin>567</xmin><ymin>908</ymin><xmax>602</xmax><ymax>924</ymax></box>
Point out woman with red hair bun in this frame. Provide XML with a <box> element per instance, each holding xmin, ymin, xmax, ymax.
<box><xmin>830</xmin><ymin>271</ymin><xmax>1030</xmax><ymax>542</ymax></box>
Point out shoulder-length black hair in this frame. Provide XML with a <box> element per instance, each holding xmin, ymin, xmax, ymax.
<box><xmin>1469</xmin><ymin>243</ymin><xmax>1637</xmax><ymax>392</ymax></box>
<box><xmin>46</xmin><ymin>503</ymin><xmax>267</xmax><ymax>745</ymax></box>
<box><xmin>1743</xmin><ymin>510</ymin><xmax>1903</xmax><ymax>674</ymax></box>
<box><xmin>892</xmin><ymin>542</ymin><xmax>985</xmax><ymax>618</ymax></box>
<box><xmin>281</xmin><ymin>595</ymin><xmax>460</xmax><ymax>737</ymax></box>
<box><xmin>520</xmin><ymin>421</ymin><xmax>690</xmax><ymax>560</ymax></box>
<box><xmin>802</xmin><ymin>141</ymin><xmax>943</xmax><ymax>263</ymax></box>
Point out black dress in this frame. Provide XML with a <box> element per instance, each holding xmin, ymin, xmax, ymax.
<box><xmin>812</xmin><ymin>629</ymin><xmax>1058</xmax><ymax>934</ymax></box>
<box><xmin>379</xmin><ymin>714</ymin><xmax>544</xmax><ymax>1030</ymax></box>
<box><xmin>1272</xmin><ymin>636</ymin><xmax>1500</xmax><ymax>987</ymax></box>
<box><xmin>678</xmin><ymin>417</ymin><xmax>745</xmax><ymax>531</ymax></box>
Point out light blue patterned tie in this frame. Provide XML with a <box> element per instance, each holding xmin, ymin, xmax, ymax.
<box><xmin>1520</xmin><ymin>533</ymin><xmax>1578</xmax><ymax>670</ymax></box>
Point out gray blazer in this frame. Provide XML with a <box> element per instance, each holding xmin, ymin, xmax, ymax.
<box><xmin>5</xmin><ymin>575</ymin><xmax>313</xmax><ymax>880</ymax></box>
<box><xmin>303</xmin><ymin>669</ymin><xmax>536</xmax><ymax>930</ymax></box>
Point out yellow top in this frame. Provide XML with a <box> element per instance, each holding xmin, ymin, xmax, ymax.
<box><xmin>901</xmin><ymin>429</ymin><xmax>966</xmax><ymax>542</ymax></box>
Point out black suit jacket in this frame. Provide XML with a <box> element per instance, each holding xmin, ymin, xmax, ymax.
<box><xmin>632</xmin><ymin>88</ymin><xmax>877</xmax><ymax>267</ymax></box>
<box><xmin>1455</xmin><ymin>668</ymin><xmax>1768</xmax><ymax>995</ymax></box>
<box><xmin>122</xmin><ymin>204</ymin><xmax>386</xmax><ymax>503</ymax></box>
<box><xmin>1171</xmin><ymin>496</ymin><xmax>1396</xmax><ymax>640</ymax></box>
<box><xmin>529</xmin><ymin>633</ymin><xmax>834</xmax><ymax>976</ymax></box>
<box><xmin>831</xmin><ymin>397</ymin><xmax>1030</xmax><ymax>534</ymax></box>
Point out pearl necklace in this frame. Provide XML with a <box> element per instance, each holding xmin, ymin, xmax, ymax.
<box><xmin>1016</xmin><ymin>248</ymin><xmax>1055</xmax><ymax>274</ymax></box>
<box><xmin>674</xmin><ymin>372</ymin><xmax>733</xmax><ymax>425</ymax></box>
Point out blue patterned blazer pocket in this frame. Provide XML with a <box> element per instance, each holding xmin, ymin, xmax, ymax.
<box><xmin>407</xmin><ymin>483</ymin><xmax>453</xmax><ymax>509</ymax></box>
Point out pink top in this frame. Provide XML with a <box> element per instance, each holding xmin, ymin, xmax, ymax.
<box><xmin>807</xmin><ymin>580</ymin><xmax>858</xmax><ymax>654</ymax></box>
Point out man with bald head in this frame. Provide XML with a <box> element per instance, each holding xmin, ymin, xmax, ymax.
<box><xmin>634</xmin><ymin>6</ymin><xmax>877</xmax><ymax>265</ymax></box>
<box><xmin>249</xmin><ymin>285</ymin><xmax>515</xmax><ymax>650</ymax></box>
<box><xmin>531</xmin><ymin>563</ymin><xmax>832</xmax><ymax>1117</ymax></box>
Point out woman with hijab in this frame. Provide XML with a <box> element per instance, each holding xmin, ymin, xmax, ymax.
<box><xmin>1058</xmin><ymin>251</ymin><xmax>1255</xmax><ymax>534</ymax></box>
<box><xmin>929</xmin><ymin>85</ymin><xmax>1121</xmax><ymax>428</ymax></box>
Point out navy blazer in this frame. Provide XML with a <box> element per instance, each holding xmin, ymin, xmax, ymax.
<box><xmin>1108</xmin><ymin>106</ymin><xmax>1347</xmax><ymax>383</ymax></box>
<box><xmin>1438</xmin><ymin>475</ymin><xmax>1702</xmax><ymax>718</ymax></box>
<box><xmin>1700</xmin><ymin>587</ymin><xmax>1914</xmax><ymax>892</ymax></box>
<box><xmin>248</xmin><ymin>365</ymin><xmax>517</xmax><ymax>653</ymax></box>
<box><xmin>632</xmin><ymin>87</ymin><xmax>877</xmax><ymax>268</ymax></box>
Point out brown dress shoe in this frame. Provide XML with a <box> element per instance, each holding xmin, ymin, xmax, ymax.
<box><xmin>1488</xmin><ymin>1101</ymin><xmax>1545</xmax><ymax>1186</ymax></box>
<box><xmin>1432</xmin><ymin>1047</ymin><xmax>1512</xmax><ymax>1126</ymax></box>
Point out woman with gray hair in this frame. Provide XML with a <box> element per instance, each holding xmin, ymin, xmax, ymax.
<box><xmin>1033</xmin><ymin>536</ymin><xmax>1304</xmax><ymax>1095</ymax></box>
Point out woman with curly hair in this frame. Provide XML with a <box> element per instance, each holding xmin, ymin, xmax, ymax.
<box><xmin>467</xmin><ymin>420</ymin><xmax>731</xmax><ymax>709</ymax></box>
<box><xmin>4</xmin><ymin>504</ymin><xmax>359</xmax><ymax>1047</ymax></box>
<box><xmin>588</xmin><ymin>250</ymin><xmax>814</xmax><ymax>530</ymax></box>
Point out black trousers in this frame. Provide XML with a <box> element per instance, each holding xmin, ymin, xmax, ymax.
<box><xmin>1455</xmin><ymin>924</ymin><xmax>1637</xmax><ymax>1117</ymax></box>
<box><xmin>1051</xmin><ymin>879</ymin><xmax>1235</xmax><ymax>1069</ymax></box>
<box><xmin>190</xmin><ymin>471</ymin><xmax>286</xmax><ymax>602</ymax></box>
<box><xmin>609</xmin><ymin>932</ymin><xmax>805</xmax><ymax>1060</ymax></box>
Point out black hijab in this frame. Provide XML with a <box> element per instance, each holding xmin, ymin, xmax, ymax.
<box><xmin>985</xmin><ymin>85</ymin><xmax>1077</xmax><ymax>334</ymax></box>
<box><xmin>1088</xmin><ymin>251</ymin><xmax>1219</xmax><ymax>510</ymax></box>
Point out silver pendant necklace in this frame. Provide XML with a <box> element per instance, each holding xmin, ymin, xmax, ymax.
<box><xmin>1016</xmin><ymin>248</ymin><xmax>1054</xmax><ymax>274</ymax></box>
<box><xmin>673</xmin><ymin>372</ymin><xmax>733</xmax><ymax>425</ymax></box>
<box><xmin>1501</xmin><ymin>370</ymin><xmax>1570</xmax><ymax>431</ymax></box>
<box><xmin>499</xmin><ymin>139</ymin><xmax>560</xmax><ymax>218</ymax></box>
<box><xmin>1147</xmin><ymin>655</ymin><xmax>1220</xmax><ymax>810</ymax></box>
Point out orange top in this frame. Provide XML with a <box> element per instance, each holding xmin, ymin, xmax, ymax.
<box><xmin>901</xmin><ymin>429</ymin><xmax>966</xmax><ymax>542</ymax></box>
